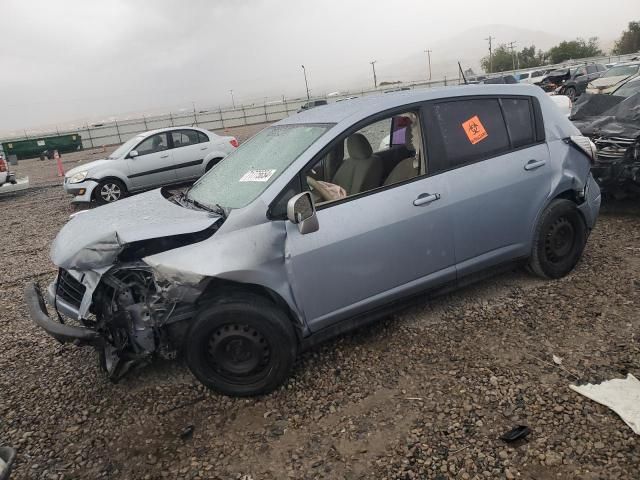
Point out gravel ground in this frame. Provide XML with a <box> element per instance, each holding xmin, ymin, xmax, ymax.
<box><xmin>1</xmin><ymin>124</ymin><xmax>639</xmax><ymax>479</ymax></box>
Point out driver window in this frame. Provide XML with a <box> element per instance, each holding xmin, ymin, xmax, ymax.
<box><xmin>303</xmin><ymin>110</ymin><xmax>425</xmax><ymax>206</ymax></box>
<box><xmin>136</xmin><ymin>133</ymin><xmax>168</xmax><ymax>156</ymax></box>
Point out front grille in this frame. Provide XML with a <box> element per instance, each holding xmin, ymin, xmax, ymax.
<box><xmin>56</xmin><ymin>269</ymin><xmax>86</xmax><ymax>308</ymax></box>
<box><xmin>592</xmin><ymin>136</ymin><xmax>635</xmax><ymax>162</ymax></box>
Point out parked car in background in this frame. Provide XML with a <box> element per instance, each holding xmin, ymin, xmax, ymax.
<box><xmin>27</xmin><ymin>84</ymin><xmax>600</xmax><ymax>396</ymax></box>
<box><xmin>570</xmin><ymin>88</ymin><xmax>640</xmax><ymax>197</ymax></box>
<box><xmin>297</xmin><ymin>99</ymin><xmax>327</xmax><ymax>113</ymax></box>
<box><xmin>0</xmin><ymin>155</ymin><xmax>16</xmax><ymax>187</ymax></box>
<box><xmin>538</xmin><ymin>64</ymin><xmax>605</xmax><ymax>96</ymax></box>
<box><xmin>609</xmin><ymin>73</ymin><xmax>640</xmax><ymax>97</ymax></box>
<box><xmin>586</xmin><ymin>62</ymin><xmax>640</xmax><ymax>94</ymax></box>
<box><xmin>480</xmin><ymin>75</ymin><xmax>518</xmax><ymax>84</ymax></box>
<box><xmin>517</xmin><ymin>69</ymin><xmax>550</xmax><ymax>85</ymax></box>
<box><xmin>63</xmin><ymin>127</ymin><xmax>238</xmax><ymax>204</ymax></box>
<box><xmin>557</xmin><ymin>63</ymin><xmax>606</xmax><ymax>100</ymax></box>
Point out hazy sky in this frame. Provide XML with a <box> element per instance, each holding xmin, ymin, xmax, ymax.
<box><xmin>1</xmin><ymin>0</ymin><xmax>637</xmax><ymax>134</ymax></box>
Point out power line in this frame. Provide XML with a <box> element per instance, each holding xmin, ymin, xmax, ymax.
<box><xmin>485</xmin><ymin>35</ymin><xmax>494</xmax><ymax>73</ymax></box>
<box><xmin>507</xmin><ymin>41</ymin><xmax>517</xmax><ymax>71</ymax></box>
<box><xmin>370</xmin><ymin>60</ymin><xmax>378</xmax><ymax>89</ymax></box>
<box><xmin>424</xmin><ymin>49</ymin><xmax>432</xmax><ymax>81</ymax></box>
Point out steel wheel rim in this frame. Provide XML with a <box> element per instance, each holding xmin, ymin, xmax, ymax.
<box><xmin>206</xmin><ymin>324</ymin><xmax>271</xmax><ymax>382</ymax></box>
<box><xmin>545</xmin><ymin>216</ymin><xmax>575</xmax><ymax>263</ymax></box>
<box><xmin>100</xmin><ymin>183</ymin><xmax>121</xmax><ymax>202</ymax></box>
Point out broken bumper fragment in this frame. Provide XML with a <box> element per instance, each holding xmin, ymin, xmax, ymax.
<box><xmin>24</xmin><ymin>282</ymin><xmax>100</xmax><ymax>344</ymax></box>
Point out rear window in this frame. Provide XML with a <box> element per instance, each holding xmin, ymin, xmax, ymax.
<box><xmin>427</xmin><ymin>98</ymin><xmax>510</xmax><ymax>169</ymax></box>
<box><xmin>501</xmin><ymin>98</ymin><xmax>535</xmax><ymax>148</ymax></box>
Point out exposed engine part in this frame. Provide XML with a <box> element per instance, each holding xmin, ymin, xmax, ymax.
<box><xmin>592</xmin><ymin>136</ymin><xmax>639</xmax><ymax>162</ymax></box>
<box><xmin>92</xmin><ymin>263</ymin><xmax>186</xmax><ymax>380</ymax></box>
<box><xmin>589</xmin><ymin>135</ymin><xmax>640</xmax><ymax>195</ymax></box>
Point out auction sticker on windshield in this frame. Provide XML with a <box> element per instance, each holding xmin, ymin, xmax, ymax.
<box><xmin>461</xmin><ymin>115</ymin><xmax>488</xmax><ymax>145</ymax></box>
<box><xmin>239</xmin><ymin>169</ymin><xmax>277</xmax><ymax>182</ymax></box>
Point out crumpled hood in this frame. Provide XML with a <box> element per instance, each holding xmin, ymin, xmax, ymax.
<box><xmin>51</xmin><ymin>188</ymin><xmax>220</xmax><ymax>270</ymax></box>
<box><xmin>65</xmin><ymin>158</ymin><xmax>113</xmax><ymax>178</ymax></box>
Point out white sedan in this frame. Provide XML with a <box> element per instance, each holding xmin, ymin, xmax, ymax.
<box><xmin>64</xmin><ymin>127</ymin><xmax>238</xmax><ymax>204</ymax></box>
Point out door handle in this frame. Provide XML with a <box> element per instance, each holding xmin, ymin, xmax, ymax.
<box><xmin>160</xmin><ymin>154</ymin><xmax>169</xmax><ymax>158</ymax></box>
<box><xmin>413</xmin><ymin>193</ymin><xmax>440</xmax><ymax>206</ymax></box>
<box><xmin>524</xmin><ymin>159</ymin><xmax>546</xmax><ymax>171</ymax></box>
<box><xmin>200</xmin><ymin>146</ymin><xmax>208</xmax><ymax>150</ymax></box>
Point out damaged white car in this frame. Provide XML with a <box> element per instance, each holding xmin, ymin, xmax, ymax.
<box><xmin>26</xmin><ymin>85</ymin><xmax>601</xmax><ymax>396</ymax></box>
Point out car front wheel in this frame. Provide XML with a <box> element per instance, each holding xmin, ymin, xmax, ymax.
<box><xmin>528</xmin><ymin>199</ymin><xmax>587</xmax><ymax>279</ymax></box>
<box><xmin>95</xmin><ymin>179</ymin><xmax>126</xmax><ymax>205</ymax></box>
<box><xmin>185</xmin><ymin>295</ymin><xmax>298</xmax><ymax>396</ymax></box>
<box><xmin>564</xmin><ymin>86</ymin><xmax>577</xmax><ymax>101</ymax></box>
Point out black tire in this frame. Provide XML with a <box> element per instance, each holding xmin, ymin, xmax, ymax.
<box><xmin>204</xmin><ymin>158</ymin><xmax>222</xmax><ymax>173</ymax></box>
<box><xmin>185</xmin><ymin>295</ymin><xmax>297</xmax><ymax>396</ymax></box>
<box><xmin>528</xmin><ymin>199</ymin><xmax>587</xmax><ymax>279</ymax></box>
<box><xmin>564</xmin><ymin>86</ymin><xmax>577</xmax><ymax>101</ymax></box>
<box><xmin>95</xmin><ymin>178</ymin><xmax>126</xmax><ymax>205</ymax></box>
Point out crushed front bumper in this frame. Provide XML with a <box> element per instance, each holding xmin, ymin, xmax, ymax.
<box><xmin>24</xmin><ymin>282</ymin><xmax>100</xmax><ymax>344</ymax></box>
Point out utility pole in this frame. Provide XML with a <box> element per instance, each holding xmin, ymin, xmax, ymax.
<box><xmin>507</xmin><ymin>41</ymin><xmax>517</xmax><ymax>71</ymax></box>
<box><xmin>370</xmin><ymin>60</ymin><xmax>378</xmax><ymax>89</ymax></box>
<box><xmin>229</xmin><ymin>90</ymin><xmax>235</xmax><ymax>109</ymax></box>
<box><xmin>485</xmin><ymin>35</ymin><xmax>494</xmax><ymax>73</ymax></box>
<box><xmin>424</xmin><ymin>49</ymin><xmax>432</xmax><ymax>81</ymax></box>
<box><xmin>301</xmin><ymin>65</ymin><xmax>310</xmax><ymax>100</ymax></box>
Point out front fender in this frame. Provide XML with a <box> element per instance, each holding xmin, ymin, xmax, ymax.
<box><xmin>143</xmin><ymin>219</ymin><xmax>307</xmax><ymax>331</ymax></box>
<box><xmin>90</xmin><ymin>169</ymin><xmax>132</xmax><ymax>191</ymax></box>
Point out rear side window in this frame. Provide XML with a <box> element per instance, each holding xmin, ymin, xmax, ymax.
<box><xmin>500</xmin><ymin>98</ymin><xmax>535</xmax><ymax>148</ymax></box>
<box><xmin>427</xmin><ymin>98</ymin><xmax>510</xmax><ymax>168</ymax></box>
<box><xmin>197</xmin><ymin>131</ymin><xmax>209</xmax><ymax>143</ymax></box>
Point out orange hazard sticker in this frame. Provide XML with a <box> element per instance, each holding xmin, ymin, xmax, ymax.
<box><xmin>461</xmin><ymin>115</ymin><xmax>488</xmax><ymax>144</ymax></box>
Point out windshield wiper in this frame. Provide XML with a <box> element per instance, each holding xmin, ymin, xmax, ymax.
<box><xmin>178</xmin><ymin>192</ymin><xmax>227</xmax><ymax>219</ymax></box>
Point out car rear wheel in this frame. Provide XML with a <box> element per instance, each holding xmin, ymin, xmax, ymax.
<box><xmin>95</xmin><ymin>179</ymin><xmax>126</xmax><ymax>205</ymax></box>
<box><xmin>185</xmin><ymin>295</ymin><xmax>297</xmax><ymax>396</ymax></box>
<box><xmin>528</xmin><ymin>199</ymin><xmax>587</xmax><ymax>279</ymax></box>
<box><xmin>205</xmin><ymin>158</ymin><xmax>223</xmax><ymax>173</ymax></box>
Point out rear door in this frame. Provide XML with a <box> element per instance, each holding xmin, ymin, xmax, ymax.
<box><xmin>423</xmin><ymin>96</ymin><xmax>552</xmax><ymax>277</ymax></box>
<box><xmin>127</xmin><ymin>132</ymin><xmax>176</xmax><ymax>189</ymax></box>
<box><xmin>169</xmin><ymin>129</ymin><xmax>210</xmax><ymax>181</ymax></box>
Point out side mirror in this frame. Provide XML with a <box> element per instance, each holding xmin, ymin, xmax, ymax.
<box><xmin>287</xmin><ymin>192</ymin><xmax>319</xmax><ymax>234</ymax></box>
<box><xmin>128</xmin><ymin>150</ymin><xmax>139</xmax><ymax>159</ymax></box>
<box><xmin>0</xmin><ymin>446</ymin><xmax>16</xmax><ymax>480</ymax></box>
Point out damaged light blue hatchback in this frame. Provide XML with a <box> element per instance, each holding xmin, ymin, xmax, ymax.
<box><xmin>26</xmin><ymin>85</ymin><xmax>601</xmax><ymax>396</ymax></box>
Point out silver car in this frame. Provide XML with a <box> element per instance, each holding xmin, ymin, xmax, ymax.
<box><xmin>27</xmin><ymin>85</ymin><xmax>601</xmax><ymax>396</ymax></box>
<box><xmin>63</xmin><ymin>126</ymin><xmax>238</xmax><ymax>204</ymax></box>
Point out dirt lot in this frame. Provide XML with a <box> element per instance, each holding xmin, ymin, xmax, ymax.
<box><xmin>1</xmin><ymin>123</ymin><xmax>639</xmax><ymax>479</ymax></box>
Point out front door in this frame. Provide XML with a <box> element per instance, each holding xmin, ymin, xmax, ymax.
<box><xmin>127</xmin><ymin>132</ymin><xmax>176</xmax><ymax>189</ymax></box>
<box><xmin>285</xmin><ymin>172</ymin><xmax>455</xmax><ymax>332</ymax></box>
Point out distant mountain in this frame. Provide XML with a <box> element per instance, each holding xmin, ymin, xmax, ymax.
<box><xmin>383</xmin><ymin>24</ymin><xmax>568</xmax><ymax>82</ymax></box>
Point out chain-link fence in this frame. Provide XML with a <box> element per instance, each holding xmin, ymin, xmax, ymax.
<box><xmin>3</xmin><ymin>50</ymin><xmax>638</xmax><ymax>149</ymax></box>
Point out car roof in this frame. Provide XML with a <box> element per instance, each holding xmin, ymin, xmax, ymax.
<box><xmin>279</xmin><ymin>84</ymin><xmax>545</xmax><ymax>127</ymax></box>
<box><xmin>136</xmin><ymin>126</ymin><xmax>212</xmax><ymax>139</ymax></box>
<box><xmin>609</xmin><ymin>62</ymin><xmax>640</xmax><ymax>67</ymax></box>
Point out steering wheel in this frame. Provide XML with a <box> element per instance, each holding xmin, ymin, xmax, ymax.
<box><xmin>306</xmin><ymin>176</ymin><xmax>333</xmax><ymax>202</ymax></box>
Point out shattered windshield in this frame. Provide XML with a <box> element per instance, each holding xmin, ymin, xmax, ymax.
<box><xmin>613</xmin><ymin>79</ymin><xmax>640</xmax><ymax>98</ymax></box>
<box><xmin>186</xmin><ymin>124</ymin><xmax>332</xmax><ymax>210</ymax></box>
<box><xmin>108</xmin><ymin>136</ymin><xmax>143</xmax><ymax>159</ymax></box>
<box><xmin>602</xmin><ymin>65</ymin><xmax>639</xmax><ymax>78</ymax></box>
